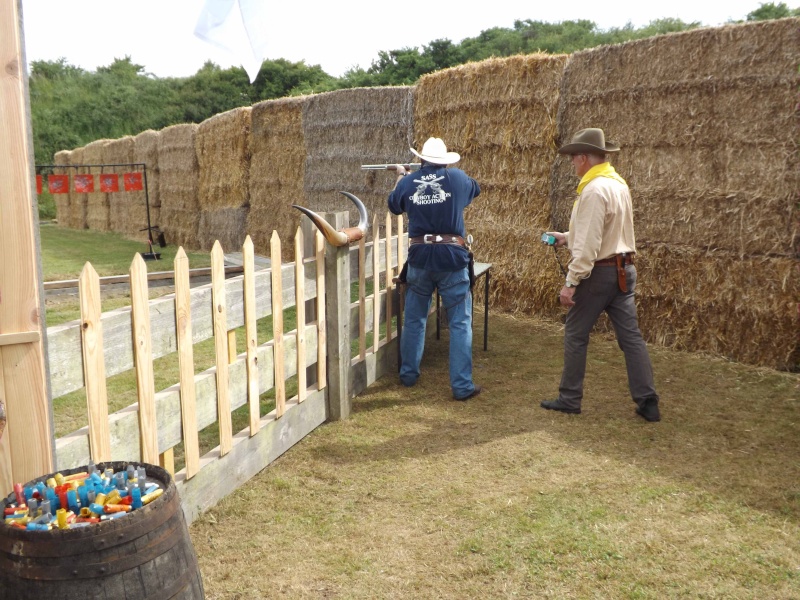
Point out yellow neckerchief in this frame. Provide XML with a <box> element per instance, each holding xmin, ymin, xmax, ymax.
<box><xmin>576</xmin><ymin>162</ymin><xmax>626</xmax><ymax>195</ymax></box>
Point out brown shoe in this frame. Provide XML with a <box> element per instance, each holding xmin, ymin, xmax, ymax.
<box><xmin>635</xmin><ymin>397</ymin><xmax>661</xmax><ymax>422</ymax></box>
<box><xmin>540</xmin><ymin>399</ymin><xmax>581</xmax><ymax>414</ymax></box>
<box><xmin>454</xmin><ymin>386</ymin><xmax>482</xmax><ymax>401</ymax></box>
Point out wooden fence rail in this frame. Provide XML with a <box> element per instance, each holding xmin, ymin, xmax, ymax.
<box><xmin>1</xmin><ymin>211</ymin><xmax>414</xmax><ymax>522</ymax></box>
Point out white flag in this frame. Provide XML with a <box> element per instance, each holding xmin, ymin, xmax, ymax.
<box><xmin>194</xmin><ymin>0</ymin><xmax>269</xmax><ymax>83</ymax></box>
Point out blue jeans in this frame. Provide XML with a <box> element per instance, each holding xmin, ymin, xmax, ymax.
<box><xmin>400</xmin><ymin>265</ymin><xmax>476</xmax><ymax>399</ymax></box>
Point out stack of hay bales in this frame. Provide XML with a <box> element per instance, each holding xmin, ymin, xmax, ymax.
<box><xmin>104</xmin><ymin>136</ymin><xmax>136</xmax><ymax>237</ymax></box>
<box><xmin>303</xmin><ymin>87</ymin><xmax>414</xmax><ymax>227</ymax></box>
<box><xmin>68</xmin><ymin>146</ymin><xmax>87</xmax><ymax>229</ymax></box>
<box><xmin>83</xmin><ymin>139</ymin><xmax>111</xmax><ymax>231</ymax></box>
<box><xmin>52</xmin><ymin>150</ymin><xmax>71</xmax><ymax>225</ymax></box>
<box><xmin>247</xmin><ymin>96</ymin><xmax>308</xmax><ymax>254</ymax></box>
<box><xmin>158</xmin><ymin>123</ymin><xmax>200</xmax><ymax>250</ymax></box>
<box><xmin>414</xmin><ymin>55</ymin><xmax>569</xmax><ymax>315</ymax></box>
<box><xmin>196</xmin><ymin>107</ymin><xmax>252</xmax><ymax>251</ymax></box>
<box><xmin>552</xmin><ymin>18</ymin><xmax>800</xmax><ymax>369</ymax></box>
<box><xmin>133</xmin><ymin>130</ymin><xmax>160</xmax><ymax>242</ymax></box>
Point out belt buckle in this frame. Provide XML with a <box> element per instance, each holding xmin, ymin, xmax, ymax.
<box><xmin>424</xmin><ymin>234</ymin><xmax>443</xmax><ymax>244</ymax></box>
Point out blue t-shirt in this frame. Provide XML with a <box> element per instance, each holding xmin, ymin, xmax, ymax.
<box><xmin>388</xmin><ymin>165</ymin><xmax>480</xmax><ymax>272</ymax></box>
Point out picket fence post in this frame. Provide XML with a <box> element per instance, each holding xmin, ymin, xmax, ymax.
<box><xmin>323</xmin><ymin>211</ymin><xmax>351</xmax><ymax>421</ymax></box>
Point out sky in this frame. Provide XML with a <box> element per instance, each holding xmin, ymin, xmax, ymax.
<box><xmin>19</xmin><ymin>0</ymin><xmax>769</xmax><ymax>79</ymax></box>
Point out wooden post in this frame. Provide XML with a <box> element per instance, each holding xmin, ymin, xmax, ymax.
<box><xmin>78</xmin><ymin>262</ymin><xmax>110</xmax><ymax>462</ymax></box>
<box><xmin>211</xmin><ymin>241</ymin><xmax>232</xmax><ymax>456</ymax></box>
<box><xmin>0</xmin><ymin>0</ymin><xmax>53</xmax><ymax>495</ymax></box>
<box><xmin>130</xmin><ymin>254</ymin><xmax>159</xmax><ymax>464</ymax></box>
<box><xmin>294</xmin><ymin>228</ymin><xmax>307</xmax><ymax>402</ymax></box>
<box><xmin>372</xmin><ymin>214</ymin><xmax>380</xmax><ymax>353</ymax></box>
<box><xmin>271</xmin><ymin>232</ymin><xmax>286</xmax><ymax>418</ymax></box>
<box><xmin>358</xmin><ymin>234</ymin><xmax>366</xmax><ymax>360</ymax></box>
<box><xmin>315</xmin><ymin>231</ymin><xmax>326</xmax><ymax>391</ymax></box>
<box><xmin>243</xmin><ymin>236</ymin><xmax>260</xmax><ymax>434</ymax></box>
<box><xmin>324</xmin><ymin>212</ymin><xmax>351</xmax><ymax>421</ymax></box>
<box><xmin>174</xmin><ymin>248</ymin><xmax>200</xmax><ymax>479</ymax></box>
<box><xmin>299</xmin><ymin>217</ymin><xmax>322</xmax><ymax>391</ymax></box>
<box><xmin>385</xmin><ymin>212</ymin><xmax>393</xmax><ymax>342</ymax></box>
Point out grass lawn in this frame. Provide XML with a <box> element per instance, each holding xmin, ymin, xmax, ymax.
<box><xmin>189</xmin><ymin>313</ymin><xmax>800</xmax><ymax>599</ymax></box>
<box><xmin>39</xmin><ymin>222</ymin><xmax>212</xmax><ymax>282</ymax></box>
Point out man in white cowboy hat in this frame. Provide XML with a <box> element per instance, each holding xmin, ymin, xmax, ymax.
<box><xmin>389</xmin><ymin>137</ymin><xmax>482</xmax><ymax>401</ymax></box>
<box><xmin>541</xmin><ymin>128</ymin><xmax>660</xmax><ymax>422</ymax></box>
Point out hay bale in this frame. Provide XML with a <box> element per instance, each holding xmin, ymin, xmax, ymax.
<box><xmin>415</xmin><ymin>54</ymin><xmax>568</xmax><ymax>317</ymax></box>
<box><xmin>158</xmin><ymin>124</ymin><xmax>200</xmax><ymax>249</ymax></box>
<box><xmin>634</xmin><ymin>243</ymin><xmax>798</xmax><ymax>369</ymax></box>
<box><xmin>302</xmin><ymin>86</ymin><xmax>414</xmax><ymax>227</ymax></box>
<box><xmin>196</xmin><ymin>107</ymin><xmax>251</xmax><ymax>211</ymax></box>
<box><xmin>196</xmin><ymin>107</ymin><xmax>251</xmax><ymax>250</ymax></box>
<box><xmin>551</xmin><ymin>18</ymin><xmax>800</xmax><ymax>369</ymax></box>
<box><xmin>103</xmin><ymin>136</ymin><xmax>138</xmax><ymax>237</ymax></box>
<box><xmin>552</xmin><ymin>19</ymin><xmax>800</xmax><ymax>256</ymax></box>
<box><xmin>133</xmin><ymin>130</ymin><xmax>160</xmax><ymax>242</ymax></box>
<box><xmin>68</xmin><ymin>146</ymin><xmax>87</xmax><ymax>229</ymax></box>
<box><xmin>197</xmin><ymin>207</ymin><xmax>249</xmax><ymax>252</ymax></box>
<box><xmin>52</xmin><ymin>150</ymin><xmax>71</xmax><ymax>226</ymax></box>
<box><xmin>83</xmin><ymin>139</ymin><xmax>111</xmax><ymax>231</ymax></box>
<box><xmin>247</xmin><ymin>96</ymin><xmax>308</xmax><ymax>254</ymax></box>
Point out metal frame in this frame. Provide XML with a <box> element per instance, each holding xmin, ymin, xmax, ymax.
<box><xmin>36</xmin><ymin>162</ymin><xmax>160</xmax><ymax>259</ymax></box>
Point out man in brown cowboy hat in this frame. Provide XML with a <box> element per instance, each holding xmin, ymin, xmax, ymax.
<box><xmin>541</xmin><ymin>128</ymin><xmax>660</xmax><ymax>422</ymax></box>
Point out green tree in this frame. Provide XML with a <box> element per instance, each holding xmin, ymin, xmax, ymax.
<box><xmin>746</xmin><ymin>2</ymin><xmax>800</xmax><ymax>20</ymax></box>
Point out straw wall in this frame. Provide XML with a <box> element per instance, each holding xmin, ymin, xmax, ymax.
<box><xmin>246</xmin><ymin>96</ymin><xmax>308</xmax><ymax>254</ymax></box>
<box><xmin>196</xmin><ymin>107</ymin><xmax>252</xmax><ymax>251</ymax></box>
<box><xmin>67</xmin><ymin>146</ymin><xmax>87</xmax><ymax>229</ymax></box>
<box><xmin>132</xmin><ymin>130</ymin><xmax>160</xmax><ymax>241</ymax></box>
<box><xmin>103</xmin><ymin>136</ymin><xmax>136</xmax><ymax>236</ymax></box>
<box><xmin>303</xmin><ymin>87</ymin><xmax>414</xmax><ymax>228</ymax></box>
<box><xmin>414</xmin><ymin>55</ymin><xmax>569</xmax><ymax>315</ymax></box>
<box><xmin>52</xmin><ymin>150</ymin><xmax>71</xmax><ymax>225</ymax></box>
<box><xmin>158</xmin><ymin>124</ymin><xmax>200</xmax><ymax>249</ymax></box>
<box><xmin>59</xmin><ymin>17</ymin><xmax>798</xmax><ymax>370</ymax></box>
<box><xmin>551</xmin><ymin>18</ymin><xmax>800</xmax><ymax>368</ymax></box>
<box><xmin>83</xmin><ymin>139</ymin><xmax>111</xmax><ymax>231</ymax></box>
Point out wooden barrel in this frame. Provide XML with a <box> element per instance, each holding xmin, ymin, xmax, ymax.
<box><xmin>0</xmin><ymin>461</ymin><xmax>205</xmax><ymax>599</ymax></box>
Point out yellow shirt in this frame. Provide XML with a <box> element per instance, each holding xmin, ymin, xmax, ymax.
<box><xmin>565</xmin><ymin>165</ymin><xmax>637</xmax><ymax>287</ymax></box>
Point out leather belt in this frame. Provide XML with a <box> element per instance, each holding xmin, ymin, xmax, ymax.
<box><xmin>594</xmin><ymin>253</ymin><xmax>634</xmax><ymax>293</ymax></box>
<box><xmin>595</xmin><ymin>253</ymin><xmax>635</xmax><ymax>267</ymax></box>
<box><xmin>409</xmin><ymin>234</ymin><xmax>466</xmax><ymax>247</ymax></box>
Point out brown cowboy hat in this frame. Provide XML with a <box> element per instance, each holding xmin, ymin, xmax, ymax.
<box><xmin>557</xmin><ymin>128</ymin><xmax>620</xmax><ymax>155</ymax></box>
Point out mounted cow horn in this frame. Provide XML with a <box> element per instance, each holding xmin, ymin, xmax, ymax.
<box><xmin>292</xmin><ymin>192</ymin><xmax>369</xmax><ymax>247</ymax></box>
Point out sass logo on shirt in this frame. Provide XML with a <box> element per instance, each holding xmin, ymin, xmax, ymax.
<box><xmin>410</xmin><ymin>173</ymin><xmax>451</xmax><ymax>205</ymax></box>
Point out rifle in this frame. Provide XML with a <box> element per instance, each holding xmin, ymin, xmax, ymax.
<box><xmin>361</xmin><ymin>163</ymin><xmax>421</xmax><ymax>172</ymax></box>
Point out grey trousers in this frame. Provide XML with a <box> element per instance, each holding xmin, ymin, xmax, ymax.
<box><xmin>558</xmin><ymin>264</ymin><xmax>658</xmax><ymax>409</ymax></box>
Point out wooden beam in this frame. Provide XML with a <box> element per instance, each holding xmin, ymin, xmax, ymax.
<box><xmin>0</xmin><ymin>331</ymin><xmax>40</xmax><ymax>346</ymax></box>
<box><xmin>43</xmin><ymin>265</ymin><xmax>244</xmax><ymax>291</ymax></box>
<box><xmin>0</xmin><ymin>0</ymin><xmax>53</xmax><ymax>495</ymax></box>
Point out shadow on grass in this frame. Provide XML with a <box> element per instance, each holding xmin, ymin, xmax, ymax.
<box><xmin>314</xmin><ymin>311</ymin><xmax>800</xmax><ymax>523</ymax></box>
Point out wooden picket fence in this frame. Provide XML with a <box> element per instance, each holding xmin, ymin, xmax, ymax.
<box><xmin>2</xmin><ymin>212</ymin><xmax>408</xmax><ymax>523</ymax></box>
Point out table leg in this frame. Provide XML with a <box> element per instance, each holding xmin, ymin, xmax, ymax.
<box><xmin>483</xmin><ymin>271</ymin><xmax>490</xmax><ymax>351</ymax></box>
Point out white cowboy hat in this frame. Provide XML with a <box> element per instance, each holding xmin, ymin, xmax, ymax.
<box><xmin>410</xmin><ymin>137</ymin><xmax>460</xmax><ymax>165</ymax></box>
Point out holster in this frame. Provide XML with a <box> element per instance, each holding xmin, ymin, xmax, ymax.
<box><xmin>616</xmin><ymin>254</ymin><xmax>627</xmax><ymax>293</ymax></box>
<box><xmin>394</xmin><ymin>261</ymin><xmax>409</xmax><ymax>285</ymax></box>
<box><xmin>468</xmin><ymin>252</ymin><xmax>476</xmax><ymax>289</ymax></box>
